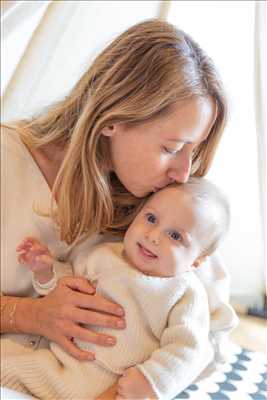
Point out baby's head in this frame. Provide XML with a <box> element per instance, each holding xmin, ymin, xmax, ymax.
<box><xmin>123</xmin><ymin>177</ymin><xmax>230</xmax><ymax>277</ymax></box>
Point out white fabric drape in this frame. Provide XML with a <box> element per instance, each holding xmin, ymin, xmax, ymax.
<box><xmin>1</xmin><ymin>0</ymin><xmax>162</xmax><ymax>122</ymax></box>
<box><xmin>1</xmin><ymin>0</ymin><xmax>51</xmax><ymax>97</ymax></box>
<box><xmin>254</xmin><ymin>1</ymin><xmax>267</xmax><ymax>299</ymax></box>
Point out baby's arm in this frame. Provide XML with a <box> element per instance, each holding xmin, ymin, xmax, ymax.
<box><xmin>16</xmin><ymin>237</ymin><xmax>54</xmax><ymax>284</ymax></box>
<box><xmin>116</xmin><ymin>367</ymin><xmax>157</xmax><ymax>400</ymax></box>
<box><xmin>95</xmin><ymin>370</ymin><xmax>156</xmax><ymax>400</ymax></box>
<box><xmin>195</xmin><ymin>252</ymin><xmax>238</xmax><ymax>363</ymax></box>
<box><xmin>117</xmin><ymin>277</ymin><xmax>212</xmax><ymax>400</ymax></box>
<box><xmin>16</xmin><ymin>237</ymin><xmax>73</xmax><ymax>296</ymax></box>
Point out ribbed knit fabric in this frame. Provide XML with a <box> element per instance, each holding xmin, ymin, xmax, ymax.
<box><xmin>2</xmin><ymin>348</ymin><xmax>117</xmax><ymax>399</ymax></box>
<box><xmin>2</xmin><ymin>243</ymin><xmax>214</xmax><ymax>399</ymax></box>
<box><xmin>1</xmin><ymin>127</ymin><xmax>238</xmax><ymax>398</ymax></box>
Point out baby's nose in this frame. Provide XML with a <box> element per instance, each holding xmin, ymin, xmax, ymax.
<box><xmin>146</xmin><ymin>228</ymin><xmax>160</xmax><ymax>245</ymax></box>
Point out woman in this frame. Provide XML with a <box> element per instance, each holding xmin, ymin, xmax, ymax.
<box><xmin>1</xmin><ymin>19</ymin><xmax>235</xmax><ymax>398</ymax></box>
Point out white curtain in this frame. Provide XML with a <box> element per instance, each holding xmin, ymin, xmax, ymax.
<box><xmin>1</xmin><ymin>0</ymin><xmax>266</xmax><ymax>307</ymax></box>
<box><xmin>254</xmin><ymin>1</ymin><xmax>267</xmax><ymax>303</ymax></box>
<box><xmin>2</xmin><ymin>0</ymin><xmax>161</xmax><ymax>121</ymax></box>
<box><xmin>168</xmin><ymin>1</ymin><xmax>266</xmax><ymax>307</ymax></box>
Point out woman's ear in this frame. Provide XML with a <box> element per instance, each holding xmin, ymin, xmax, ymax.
<box><xmin>102</xmin><ymin>122</ymin><xmax>125</xmax><ymax>137</ymax></box>
<box><xmin>191</xmin><ymin>255</ymin><xmax>207</xmax><ymax>269</ymax></box>
<box><xmin>101</xmin><ymin>125</ymin><xmax>116</xmax><ymax>137</ymax></box>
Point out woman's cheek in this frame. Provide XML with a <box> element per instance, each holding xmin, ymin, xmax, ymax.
<box><xmin>150</xmin><ymin>152</ymin><xmax>168</xmax><ymax>171</ymax></box>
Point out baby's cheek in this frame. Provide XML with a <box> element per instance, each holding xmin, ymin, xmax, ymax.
<box><xmin>167</xmin><ymin>247</ymin><xmax>184</xmax><ymax>274</ymax></box>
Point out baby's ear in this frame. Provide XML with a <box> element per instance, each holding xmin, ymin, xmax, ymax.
<box><xmin>192</xmin><ymin>255</ymin><xmax>208</xmax><ymax>269</ymax></box>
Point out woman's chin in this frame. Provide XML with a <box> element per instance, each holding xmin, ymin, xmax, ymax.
<box><xmin>114</xmin><ymin>174</ymin><xmax>151</xmax><ymax>198</ymax></box>
<box><xmin>129</xmin><ymin>186</ymin><xmax>152</xmax><ymax>198</ymax></box>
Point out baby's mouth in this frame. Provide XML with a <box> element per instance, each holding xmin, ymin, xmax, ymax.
<box><xmin>137</xmin><ymin>243</ymin><xmax>158</xmax><ymax>259</ymax></box>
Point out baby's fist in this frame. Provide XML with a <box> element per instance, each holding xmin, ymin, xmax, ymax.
<box><xmin>116</xmin><ymin>367</ymin><xmax>157</xmax><ymax>400</ymax></box>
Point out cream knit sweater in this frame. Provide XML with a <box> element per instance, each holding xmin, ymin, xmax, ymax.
<box><xmin>2</xmin><ymin>242</ymin><xmax>214</xmax><ymax>400</ymax></box>
<box><xmin>1</xmin><ymin>127</ymin><xmax>238</xmax><ymax>399</ymax></box>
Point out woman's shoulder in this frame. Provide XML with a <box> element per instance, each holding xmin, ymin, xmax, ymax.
<box><xmin>1</xmin><ymin>124</ymin><xmax>29</xmax><ymax>162</ymax></box>
<box><xmin>1</xmin><ymin>124</ymin><xmax>41</xmax><ymax>183</ymax></box>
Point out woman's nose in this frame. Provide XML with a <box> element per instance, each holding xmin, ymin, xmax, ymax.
<box><xmin>167</xmin><ymin>149</ymin><xmax>192</xmax><ymax>184</ymax></box>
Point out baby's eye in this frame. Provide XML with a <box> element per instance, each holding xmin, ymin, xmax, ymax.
<box><xmin>146</xmin><ymin>213</ymin><xmax>157</xmax><ymax>224</ymax></box>
<box><xmin>168</xmin><ymin>230</ymin><xmax>182</xmax><ymax>241</ymax></box>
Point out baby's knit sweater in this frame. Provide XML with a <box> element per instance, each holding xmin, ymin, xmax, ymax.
<box><xmin>2</xmin><ymin>242</ymin><xmax>213</xmax><ymax>400</ymax></box>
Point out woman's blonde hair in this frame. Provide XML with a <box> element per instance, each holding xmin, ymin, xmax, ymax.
<box><xmin>4</xmin><ymin>19</ymin><xmax>228</xmax><ymax>244</ymax></box>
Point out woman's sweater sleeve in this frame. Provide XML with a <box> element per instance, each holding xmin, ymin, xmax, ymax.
<box><xmin>136</xmin><ymin>278</ymin><xmax>213</xmax><ymax>400</ymax></box>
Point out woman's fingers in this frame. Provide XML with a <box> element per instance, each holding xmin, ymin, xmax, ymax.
<box><xmin>33</xmin><ymin>277</ymin><xmax>126</xmax><ymax>360</ymax></box>
<box><xmin>68</xmin><ymin>324</ymin><xmax>117</xmax><ymax>347</ymax></box>
<box><xmin>65</xmin><ymin>283</ymin><xmax>125</xmax><ymax>317</ymax></box>
<box><xmin>60</xmin><ymin>276</ymin><xmax>125</xmax><ymax>320</ymax></box>
<box><xmin>60</xmin><ymin>276</ymin><xmax>96</xmax><ymax>295</ymax></box>
<box><xmin>80</xmin><ymin>292</ymin><xmax>125</xmax><ymax>317</ymax></box>
<box><xmin>59</xmin><ymin>336</ymin><xmax>95</xmax><ymax>361</ymax></box>
<box><xmin>69</xmin><ymin>307</ymin><xmax>126</xmax><ymax>331</ymax></box>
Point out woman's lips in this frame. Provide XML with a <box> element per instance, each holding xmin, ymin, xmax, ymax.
<box><xmin>153</xmin><ymin>184</ymin><xmax>167</xmax><ymax>192</ymax></box>
<box><xmin>137</xmin><ymin>243</ymin><xmax>157</xmax><ymax>259</ymax></box>
<box><xmin>153</xmin><ymin>181</ymin><xmax>174</xmax><ymax>192</ymax></box>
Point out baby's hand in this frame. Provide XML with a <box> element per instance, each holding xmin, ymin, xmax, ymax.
<box><xmin>16</xmin><ymin>237</ymin><xmax>53</xmax><ymax>279</ymax></box>
<box><xmin>116</xmin><ymin>367</ymin><xmax>157</xmax><ymax>400</ymax></box>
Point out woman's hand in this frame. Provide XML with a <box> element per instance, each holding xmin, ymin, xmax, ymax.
<box><xmin>16</xmin><ymin>276</ymin><xmax>126</xmax><ymax>361</ymax></box>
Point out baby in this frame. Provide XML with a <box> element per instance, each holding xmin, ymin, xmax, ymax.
<box><xmin>3</xmin><ymin>178</ymin><xmax>235</xmax><ymax>400</ymax></box>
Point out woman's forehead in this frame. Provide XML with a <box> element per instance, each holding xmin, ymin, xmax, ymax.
<box><xmin>145</xmin><ymin>97</ymin><xmax>216</xmax><ymax>143</ymax></box>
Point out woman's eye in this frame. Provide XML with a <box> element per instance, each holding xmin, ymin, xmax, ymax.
<box><xmin>163</xmin><ymin>147</ymin><xmax>176</xmax><ymax>154</ymax></box>
<box><xmin>146</xmin><ymin>213</ymin><xmax>156</xmax><ymax>224</ymax></box>
<box><xmin>168</xmin><ymin>230</ymin><xmax>182</xmax><ymax>241</ymax></box>
<box><xmin>163</xmin><ymin>144</ymin><xmax>184</xmax><ymax>154</ymax></box>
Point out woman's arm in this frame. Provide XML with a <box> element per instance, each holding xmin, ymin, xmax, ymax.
<box><xmin>1</xmin><ymin>296</ymin><xmax>36</xmax><ymax>333</ymax></box>
<box><xmin>1</xmin><ymin>276</ymin><xmax>126</xmax><ymax>361</ymax></box>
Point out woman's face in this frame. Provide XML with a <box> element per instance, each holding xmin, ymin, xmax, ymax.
<box><xmin>102</xmin><ymin>96</ymin><xmax>216</xmax><ymax>198</ymax></box>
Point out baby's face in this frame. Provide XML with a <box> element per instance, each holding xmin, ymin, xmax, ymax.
<box><xmin>123</xmin><ymin>186</ymin><xmax>207</xmax><ymax>277</ymax></box>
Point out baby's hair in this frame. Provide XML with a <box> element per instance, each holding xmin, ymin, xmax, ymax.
<box><xmin>174</xmin><ymin>177</ymin><xmax>230</xmax><ymax>256</ymax></box>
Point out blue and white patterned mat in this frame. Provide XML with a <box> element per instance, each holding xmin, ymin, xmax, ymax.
<box><xmin>175</xmin><ymin>345</ymin><xmax>267</xmax><ymax>399</ymax></box>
